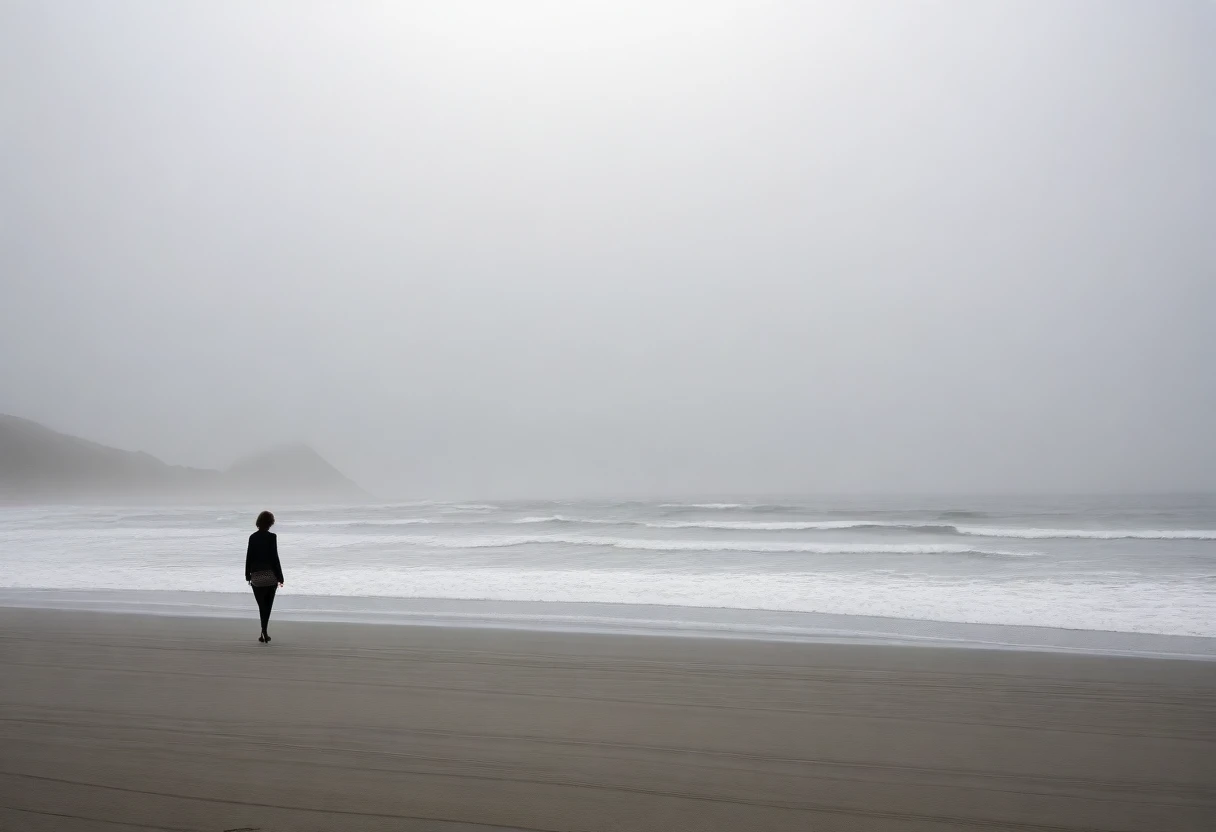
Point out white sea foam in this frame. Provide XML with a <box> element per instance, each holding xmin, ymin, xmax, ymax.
<box><xmin>2</xmin><ymin>565</ymin><xmax>1211</xmax><ymax>637</ymax></box>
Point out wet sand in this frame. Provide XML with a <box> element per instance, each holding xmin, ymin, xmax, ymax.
<box><xmin>1</xmin><ymin>607</ymin><xmax>1213</xmax><ymax>831</ymax></box>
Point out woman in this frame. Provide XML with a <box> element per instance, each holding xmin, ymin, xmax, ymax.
<box><xmin>245</xmin><ymin>510</ymin><xmax>284</xmax><ymax>643</ymax></box>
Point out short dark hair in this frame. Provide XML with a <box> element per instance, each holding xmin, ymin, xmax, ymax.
<box><xmin>256</xmin><ymin>510</ymin><xmax>275</xmax><ymax>531</ymax></box>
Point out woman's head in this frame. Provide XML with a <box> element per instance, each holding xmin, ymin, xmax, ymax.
<box><xmin>256</xmin><ymin>510</ymin><xmax>275</xmax><ymax>531</ymax></box>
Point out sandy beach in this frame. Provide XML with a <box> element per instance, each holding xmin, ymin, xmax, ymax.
<box><xmin>1</xmin><ymin>608</ymin><xmax>1213</xmax><ymax>831</ymax></box>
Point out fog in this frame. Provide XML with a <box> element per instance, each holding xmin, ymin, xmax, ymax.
<box><xmin>1</xmin><ymin>2</ymin><xmax>1213</xmax><ymax>498</ymax></box>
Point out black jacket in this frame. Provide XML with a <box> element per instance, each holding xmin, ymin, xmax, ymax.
<box><xmin>245</xmin><ymin>530</ymin><xmax>284</xmax><ymax>583</ymax></box>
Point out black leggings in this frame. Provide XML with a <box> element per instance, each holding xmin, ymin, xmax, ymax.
<box><xmin>252</xmin><ymin>584</ymin><xmax>277</xmax><ymax>633</ymax></box>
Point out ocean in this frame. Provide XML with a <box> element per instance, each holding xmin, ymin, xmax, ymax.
<box><xmin>2</xmin><ymin>495</ymin><xmax>1214</xmax><ymax>653</ymax></box>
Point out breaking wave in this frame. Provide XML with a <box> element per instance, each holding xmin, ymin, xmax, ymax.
<box><xmin>657</xmin><ymin>503</ymin><xmax>805</xmax><ymax>513</ymax></box>
<box><xmin>317</xmin><ymin>533</ymin><xmax>1036</xmax><ymax>557</ymax></box>
<box><xmin>292</xmin><ymin>518</ymin><xmax>435</xmax><ymax>528</ymax></box>
<box><xmin>506</xmin><ymin>516</ymin><xmax>1216</xmax><ymax>540</ymax></box>
<box><xmin>955</xmin><ymin>526</ymin><xmax>1216</xmax><ymax>541</ymax></box>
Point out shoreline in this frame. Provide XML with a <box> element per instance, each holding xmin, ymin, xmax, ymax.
<box><xmin>2</xmin><ymin>586</ymin><xmax>1213</xmax><ymax>660</ymax></box>
<box><xmin>2</xmin><ymin>607</ymin><xmax>1213</xmax><ymax>831</ymax></box>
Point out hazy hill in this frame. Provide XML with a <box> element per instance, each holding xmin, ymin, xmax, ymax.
<box><xmin>0</xmin><ymin>414</ymin><xmax>367</xmax><ymax>502</ymax></box>
<box><xmin>226</xmin><ymin>442</ymin><xmax>367</xmax><ymax>502</ymax></box>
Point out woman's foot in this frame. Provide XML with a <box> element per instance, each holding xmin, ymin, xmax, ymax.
<box><xmin>263</xmin><ymin>632</ymin><xmax>271</xmax><ymax>643</ymax></box>
<box><xmin>258</xmin><ymin>633</ymin><xmax>266</xmax><ymax>643</ymax></box>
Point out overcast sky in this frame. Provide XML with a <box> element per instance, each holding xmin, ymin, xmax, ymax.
<box><xmin>1</xmin><ymin>1</ymin><xmax>1213</xmax><ymax>498</ymax></box>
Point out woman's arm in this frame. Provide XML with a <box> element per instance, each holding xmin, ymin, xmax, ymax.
<box><xmin>272</xmin><ymin>534</ymin><xmax>284</xmax><ymax>585</ymax></box>
<box><xmin>245</xmin><ymin>535</ymin><xmax>253</xmax><ymax>582</ymax></box>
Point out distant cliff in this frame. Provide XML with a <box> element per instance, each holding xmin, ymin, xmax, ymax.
<box><xmin>0</xmin><ymin>414</ymin><xmax>368</xmax><ymax>502</ymax></box>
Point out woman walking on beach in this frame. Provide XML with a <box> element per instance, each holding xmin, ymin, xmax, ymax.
<box><xmin>245</xmin><ymin>510</ymin><xmax>284</xmax><ymax>643</ymax></box>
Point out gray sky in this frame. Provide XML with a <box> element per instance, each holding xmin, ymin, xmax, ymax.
<box><xmin>1</xmin><ymin>1</ymin><xmax>1213</xmax><ymax>498</ymax></box>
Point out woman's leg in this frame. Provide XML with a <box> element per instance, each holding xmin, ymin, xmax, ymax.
<box><xmin>253</xmin><ymin>585</ymin><xmax>272</xmax><ymax>635</ymax></box>
<box><xmin>259</xmin><ymin>585</ymin><xmax>277</xmax><ymax>635</ymax></box>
